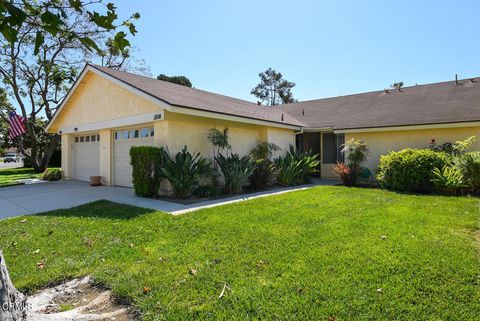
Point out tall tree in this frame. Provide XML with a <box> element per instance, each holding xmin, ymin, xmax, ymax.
<box><xmin>0</xmin><ymin>1</ymin><xmax>140</xmax><ymax>172</ymax></box>
<box><xmin>157</xmin><ymin>74</ymin><xmax>192</xmax><ymax>87</ymax></box>
<box><xmin>251</xmin><ymin>68</ymin><xmax>296</xmax><ymax>106</ymax></box>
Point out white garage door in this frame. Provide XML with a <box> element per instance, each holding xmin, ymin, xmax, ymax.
<box><xmin>113</xmin><ymin>127</ymin><xmax>155</xmax><ymax>187</ymax></box>
<box><xmin>73</xmin><ymin>134</ymin><xmax>100</xmax><ymax>181</ymax></box>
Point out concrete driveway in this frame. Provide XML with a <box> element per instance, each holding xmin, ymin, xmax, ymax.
<box><xmin>0</xmin><ymin>180</ymin><xmax>185</xmax><ymax>219</ymax></box>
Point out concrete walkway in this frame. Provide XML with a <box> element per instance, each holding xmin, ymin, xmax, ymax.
<box><xmin>0</xmin><ymin>179</ymin><xmax>338</xmax><ymax>219</ymax></box>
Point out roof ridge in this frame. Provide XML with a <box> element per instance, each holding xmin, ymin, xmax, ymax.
<box><xmin>283</xmin><ymin>76</ymin><xmax>479</xmax><ymax>106</ymax></box>
<box><xmin>89</xmin><ymin>64</ymin><xmax>263</xmax><ymax>107</ymax></box>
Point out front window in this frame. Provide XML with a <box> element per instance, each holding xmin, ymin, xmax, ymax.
<box><xmin>322</xmin><ymin>133</ymin><xmax>345</xmax><ymax>164</ymax></box>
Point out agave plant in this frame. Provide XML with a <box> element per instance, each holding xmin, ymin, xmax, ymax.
<box><xmin>276</xmin><ymin>146</ymin><xmax>320</xmax><ymax>186</ymax></box>
<box><xmin>161</xmin><ymin>146</ymin><xmax>211</xmax><ymax>198</ymax></box>
<box><xmin>216</xmin><ymin>153</ymin><xmax>256</xmax><ymax>194</ymax></box>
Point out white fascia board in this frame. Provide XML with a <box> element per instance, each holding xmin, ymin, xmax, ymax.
<box><xmin>58</xmin><ymin>112</ymin><xmax>163</xmax><ymax>134</ymax></box>
<box><xmin>168</xmin><ymin>105</ymin><xmax>301</xmax><ymax>130</ymax></box>
<box><xmin>334</xmin><ymin>121</ymin><xmax>480</xmax><ymax>134</ymax></box>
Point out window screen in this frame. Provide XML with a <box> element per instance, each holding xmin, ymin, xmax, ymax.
<box><xmin>322</xmin><ymin>133</ymin><xmax>345</xmax><ymax>164</ymax></box>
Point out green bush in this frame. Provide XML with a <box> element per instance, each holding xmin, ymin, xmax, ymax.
<box><xmin>276</xmin><ymin>146</ymin><xmax>320</xmax><ymax>186</ymax></box>
<box><xmin>456</xmin><ymin>151</ymin><xmax>480</xmax><ymax>190</ymax></box>
<box><xmin>192</xmin><ymin>184</ymin><xmax>220</xmax><ymax>198</ymax></box>
<box><xmin>377</xmin><ymin>149</ymin><xmax>449</xmax><ymax>192</ymax></box>
<box><xmin>42</xmin><ymin>168</ymin><xmax>63</xmax><ymax>181</ymax></box>
<box><xmin>161</xmin><ymin>146</ymin><xmax>211</xmax><ymax>198</ymax></box>
<box><xmin>130</xmin><ymin>146</ymin><xmax>164</xmax><ymax>197</ymax></box>
<box><xmin>216</xmin><ymin>153</ymin><xmax>256</xmax><ymax>194</ymax></box>
<box><xmin>248</xmin><ymin>142</ymin><xmax>279</xmax><ymax>190</ymax></box>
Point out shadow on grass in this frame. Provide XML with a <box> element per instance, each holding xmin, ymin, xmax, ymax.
<box><xmin>0</xmin><ymin>168</ymin><xmax>36</xmax><ymax>176</ymax></box>
<box><xmin>38</xmin><ymin>200</ymin><xmax>155</xmax><ymax>219</ymax></box>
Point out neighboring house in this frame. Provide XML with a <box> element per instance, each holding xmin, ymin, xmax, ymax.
<box><xmin>46</xmin><ymin>64</ymin><xmax>480</xmax><ymax>187</ymax></box>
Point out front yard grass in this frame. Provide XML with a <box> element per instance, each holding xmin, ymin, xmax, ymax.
<box><xmin>0</xmin><ymin>186</ymin><xmax>478</xmax><ymax>320</ymax></box>
<box><xmin>0</xmin><ymin>167</ymin><xmax>44</xmax><ymax>187</ymax></box>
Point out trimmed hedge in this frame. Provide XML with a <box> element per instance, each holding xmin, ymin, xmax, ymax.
<box><xmin>130</xmin><ymin>146</ymin><xmax>164</xmax><ymax>197</ymax></box>
<box><xmin>377</xmin><ymin>149</ymin><xmax>450</xmax><ymax>192</ymax></box>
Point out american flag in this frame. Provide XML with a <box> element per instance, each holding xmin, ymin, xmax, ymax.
<box><xmin>7</xmin><ymin>112</ymin><xmax>27</xmax><ymax>140</ymax></box>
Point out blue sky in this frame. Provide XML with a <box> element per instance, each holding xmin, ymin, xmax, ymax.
<box><xmin>117</xmin><ymin>0</ymin><xmax>480</xmax><ymax>102</ymax></box>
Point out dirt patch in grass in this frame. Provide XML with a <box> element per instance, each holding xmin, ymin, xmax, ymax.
<box><xmin>27</xmin><ymin>276</ymin><xmax>139</xmax><ymax>320</ymax></box>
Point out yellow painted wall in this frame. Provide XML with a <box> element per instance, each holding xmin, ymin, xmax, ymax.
<box><xmin>99</xmin><ymin>129</ymin><xmax>112</xmax><ymax>185</ymax></box>
<box><xmin>261</xmin><ymin>127</ymin><xmax>295</xmax><ymax>155</ymax></box>
<box><xmin>346</xmin><ymin>125</ymin><xmax>480</xmax><ymax>176</ymax></box>
<box><xmin>61</xmin><ymin>134</ymin><xmax>73</xmax><ymax>179</ymax></box>
<box><xmin>163</xmin><ymin>111</ymin><xmax>294</xmax><ymax>159</ymax></box>
<box><xmin>50</xmin><ymin>71</ymin><xmax>162</xmax><ymax>132</ymax></box>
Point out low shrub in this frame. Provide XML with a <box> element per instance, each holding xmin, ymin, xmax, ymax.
<box><xmin>130</xmin><ymin>146</ymin><xmax>164</xmax><ymax>197</ymax></box>
<box><xmin>248</xmin><ymin>142</ymin><xmax>280</xmax><ymax>190</ymax></box>
<box><xmin>456</xmin><ymin>151</ymin><xmax>480</xmax><ymax>190</ymax></box>
<box><xmin>42</xmin><ymin>168</ymin><xmax>63</xmax><ymax>181</ymax></box>
<box><xmin>377</xmin><ymin>148</ymin><xmax>449</xmax><ymax>192</ymax></box>
<box><xmin>276</xmin><ymin>146</ymin><xmax>320</xmax><ymax>186</ymax></box>
<box><xmin>217</xmin><ymin>153</ymin><xmax>255</xmax><ymax>194</ymax></box>
<box><xmin>161</xmin><ymin>146</ymin><xmax>211</xmax><ymax>198</ymax></box>
<box><xmin>192</xmin><ymin>184</ymin><xmax>220</xmax><ymax>198</ymax></box>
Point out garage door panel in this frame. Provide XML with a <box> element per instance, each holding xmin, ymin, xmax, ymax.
<box><xmin>73</xmin><ymin>135</ymin><xmax>100</xmax><ymax>182</ymax></box>
<box><xmin>113</xmin><ymin>128</ymin><xmax>155</xmax><ymax>187</ymax></box>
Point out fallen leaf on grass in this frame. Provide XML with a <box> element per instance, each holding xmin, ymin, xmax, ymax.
<box><xmin>188</xmin><ymin>268</ymin><xmax>197</xmax><ymax>276</ymax></box>
<box><xmin>33</xmin><ymin>249</ymin><xmax>40</xmax><ymax>254</ymax></box>
<box><xmin>256</xmin><ymin>260</ymin><xmax>267</xmax><ymax>268</ymax></box>
<box><xmin>218</xmin><ymin>283</ymin><xmax>230</xmax><ymax>299</ymax></box>
<box><xmin>37</xmin><ymin>260</ymin><xmax>46</xmax><ymax>269</ymax></box>
<box><xmin>143</xmin><ymin>286</ymin><xmax>151</xmax><ymax>294</ymax></box>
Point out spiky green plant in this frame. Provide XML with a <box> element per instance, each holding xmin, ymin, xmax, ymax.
<box><xmin>161</xmin><ymin>146</ymin><xmax>211</xmax><ymax>198</ymax></box>
<box><xmin>216</xmin><ymin>153</ymin><xmax>255</xmax><ymax>194</ymax></box>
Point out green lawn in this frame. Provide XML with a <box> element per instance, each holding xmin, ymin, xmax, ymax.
<box><xmin>0</xmin><ymin>167</ymin><xmax>43</xmax><ymax>186</ymax></box>
<box><xmin>0</xmin><ymin>186</ymin><xmax>478</xmax><ymax>320</ymax></box>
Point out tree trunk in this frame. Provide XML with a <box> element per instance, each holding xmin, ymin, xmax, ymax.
<box><xmin>38</xmin><ymin>135</ymin><xmax>61</xmax><ymax>173</ymax></box>
<box><xmin>0</xmin><ymin>251</ymin><xmax>27</xmax><ymax>321</ymax></box>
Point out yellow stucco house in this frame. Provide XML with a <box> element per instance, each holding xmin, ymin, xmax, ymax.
<box><xmin>47</xmin><ymin>64</ymin><xmax>480</xmax><ymax>186</ymax></box>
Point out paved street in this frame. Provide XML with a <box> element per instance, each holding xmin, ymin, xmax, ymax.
<box><xmin>0</xmin><ymin>160</ymin><xmax>23</xmax><ymax>169</ymax></box>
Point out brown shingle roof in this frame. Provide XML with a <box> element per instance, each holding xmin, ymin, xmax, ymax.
<box><xmin>280</xmin><ymin>79</ymin><xmax>480</xmax><ymax>130</ymax></box>
<box><xmin>91</xmin><ymin>65</ymin><xmax>480</xmax><ymax>131</ymax></box>
<box><xmin>90</xmin><ymin>65</ymin><xmax>305</xmax><ymax>127</ymax></box>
